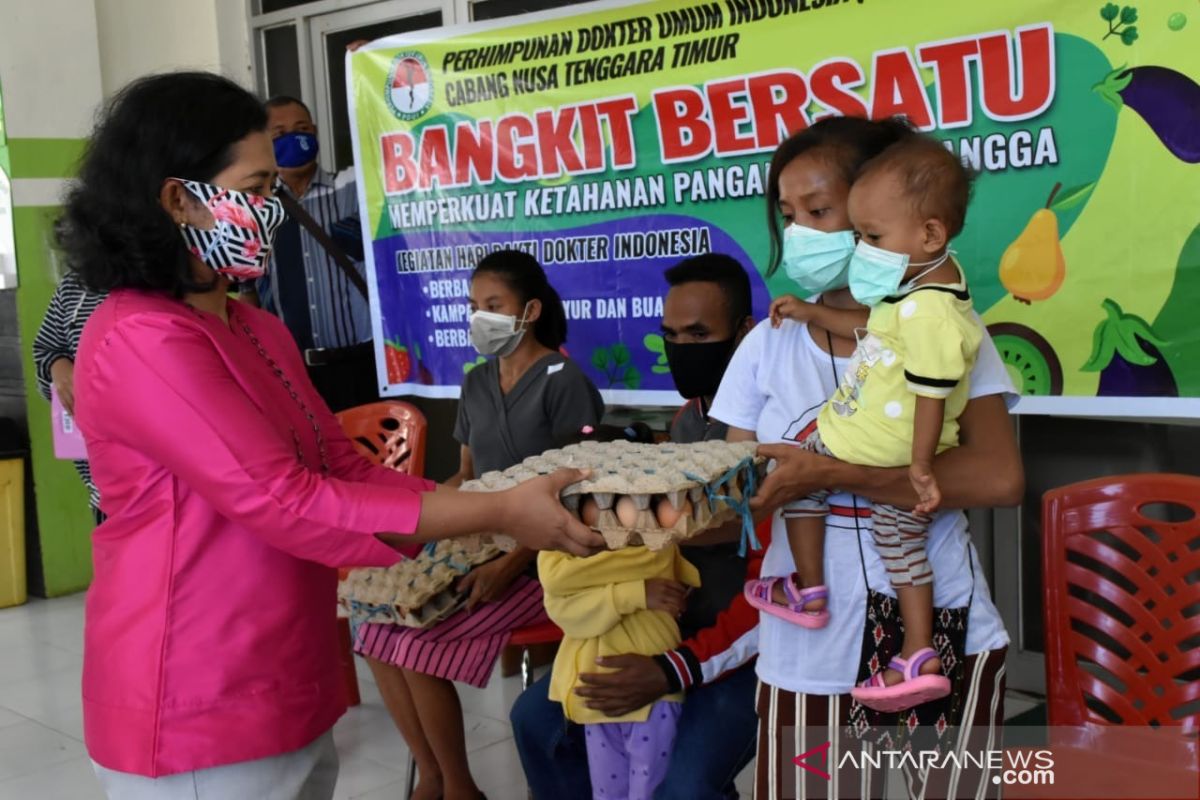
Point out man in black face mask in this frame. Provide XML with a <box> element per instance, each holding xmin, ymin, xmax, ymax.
<box><xmin>511</xmin><ymin>253</ymin><xmax>763</xmax><ymax>800</ymax></box>
<box><xmin>661</xmin><ymin>253</ymin><xmax>756</xmax><ymax>441</ymax></box>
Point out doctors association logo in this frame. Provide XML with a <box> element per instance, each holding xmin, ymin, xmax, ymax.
<box><xmin>386</xmin><ymin>52</ymin><xmax>433</xmax><ymax>120</ymax></box>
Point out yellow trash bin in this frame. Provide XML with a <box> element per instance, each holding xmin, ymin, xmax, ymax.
<box><xmin>0</xmin><ymin>457</ymin><xmax>25</xmax><ymax>608</ymax></box>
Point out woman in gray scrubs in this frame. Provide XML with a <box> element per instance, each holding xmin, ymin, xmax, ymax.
<box><xmin>354</xmin><ymin>250</ymin><xmax>604</xmax><ymax>800</ymax></box>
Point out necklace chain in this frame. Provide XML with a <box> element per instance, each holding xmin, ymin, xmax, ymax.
<box><xmin>183</xmin><ymin>301</ymin><xmax>331</xmax><ymax>475</ymax></box>
<box><xmin>238</xmin><ymin>319</ymin><xmax>330</xmax><ymax>475</ymax></box>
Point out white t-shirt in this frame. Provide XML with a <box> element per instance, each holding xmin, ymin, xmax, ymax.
<box><xmin>710</xmin><ymin>316</ymin><xmax>1013</xmax><ymax>695</ymax></box>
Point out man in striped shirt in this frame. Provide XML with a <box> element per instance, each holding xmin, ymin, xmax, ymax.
<box><xmin>248</xmin><ymin>96</ymin><xmax>377</xmax><ymax>412</ymax></box>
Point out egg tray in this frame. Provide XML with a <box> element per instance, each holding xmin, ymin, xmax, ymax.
<box><xmin>460</xmin><ymin>440</ymin><xmax>766</xmax><ymax>551</ymax></box>
<box><xmin>337</xmin><ymin>534</ymin><xmax>502</xmax><ymax>628</ymax></box>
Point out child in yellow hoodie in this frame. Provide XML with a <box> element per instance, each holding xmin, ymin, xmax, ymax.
<box><xmin>539</xmin><ymin>543</ymin><xmax>701</xmax><ymax>800</ymax></box>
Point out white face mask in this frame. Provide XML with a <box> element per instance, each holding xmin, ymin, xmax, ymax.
<box><xmin>468</xmin><ymin>304</ymin><xmax>530</xmax><ymax>357</ymax></box>
<box><xmin>847</xmin><ymin>242</ymin><xmax>951</xmax><ymax>307</ymax></box>
<box><xmin>781</xmin><ymin>223</ymin><xmax>856</xmax><ymax>295</ymax></box>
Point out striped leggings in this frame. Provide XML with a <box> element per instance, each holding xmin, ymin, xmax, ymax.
<box><xmin>783</xmin><ymin>426</ymin><xmax>932</xmax><ymax>587</ymax></box>
<box><xmin>754</xmin><ymin>647</ymin><xmax>1008</xmax><ymax>800</ymax></box>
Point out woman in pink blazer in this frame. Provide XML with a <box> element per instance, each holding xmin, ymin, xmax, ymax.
<box><xmin>59</xmin><ymin>72</ymin><xmax>602</xmax><ymax>799</ymax></box>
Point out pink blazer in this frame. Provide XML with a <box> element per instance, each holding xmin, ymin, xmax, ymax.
<box><xmin>74</xmin><ymin>289</ymin><xmax>432</xmax><ymax>777</ymax></box>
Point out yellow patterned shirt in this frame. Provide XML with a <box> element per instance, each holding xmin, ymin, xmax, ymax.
<box><xmin>817</xmin><ymin>268</ymin><xmax>983</xmax><ymax>468</ymax></box>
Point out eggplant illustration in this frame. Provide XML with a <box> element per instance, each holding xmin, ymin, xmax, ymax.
<box><xmin>1094</xmin><ymin>66</ymin><xmax>1200</xmax><ymax>163</ymax></box>
<box><xmin>1082</xmin><ymin>298</ymin><xmax>1177</xmax><ymax>397</ymax></box>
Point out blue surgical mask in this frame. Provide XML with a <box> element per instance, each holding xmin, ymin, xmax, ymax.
<box><xmin>847</xmin><ymin>241</ymin><xmax>950</xmax><ymax>307</ymax></box>
<box><xmin>781</xmin><ymin>224</ymin><xmax>856</xmax><ymax>295</ymax></box>
<box><xmin>273</xmin><ymin>132</ymin><xmax>319</xmax><ymax>168</ymax></box>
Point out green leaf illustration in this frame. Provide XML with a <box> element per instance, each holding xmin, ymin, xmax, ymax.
<box><xmin>1092</xmin><ymin>65</ymin><xmax>1132</xmax><ymax>111</ymax></box>
<box><xmin>1100</xmin><ymin>3</ymin><xmax>1120</xmax><ymax>22</ymax></box>
<box><xmin>1120</xmin><ymin>25</ymin><xmax>1139</xmax><ymax>45</ymax></box>
<box><xmin>621</xmin><ymin>365</ymin><xmax>642</xmax><ymax>390</ymax></box>
<box><xmin>642</xmin><ymin>333</ymin><xmax>670</xmax><ymax>371</ymax></box>
<box><xmin>1082</xmin><ymin>298</ymin><xmax>1168</xmax><ymax>371</ymax></box>
<box><xmin>1119</xmin><ymin>5</ymin><xmax>1137</xmax><ymax>24</ymax></box>
<box><xmin>642</xmin><ymin>333</ymin><xmax>666</xmax><ymax>355</ymax></box>
<box><xmin>1049</xmin><ymin>182</ymin><xmax>1097</xmax><ymax>213</ymax></box>
<box><xmin>462</xmin><ymin>356</ymin><xmax>486</xmax><ymax>374</ymax></box>
<box><xmin>591</xmin><ymin>346</ymin><xmax>612</xmax><ymax>372</ymax></box>
<box><xmin>611</xmin><ymin>343</ymin><xmax>631</xmax><ymax>366</ymax></box>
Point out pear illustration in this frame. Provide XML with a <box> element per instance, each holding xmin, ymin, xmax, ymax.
<box><xmin>998</xmin><ymin>183</ymin><xmax>1068</xmax><ymax>304</ymax></box>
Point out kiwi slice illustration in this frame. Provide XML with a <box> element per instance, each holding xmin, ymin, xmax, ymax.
<box><xmin>987</xmin><ymin>323</ymin><xmax>1064</xmax><ymax>396</ymax></box>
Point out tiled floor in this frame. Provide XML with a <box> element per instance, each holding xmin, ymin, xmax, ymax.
<box><xmin>0</xmin><ymin>595</ymin><xmax>1041</xmax><ymax>799</ymax></box>
<box><xmin>0</xmin><ymin>594</ymin><xmax>749</xmax><ymax>799</ymax></box>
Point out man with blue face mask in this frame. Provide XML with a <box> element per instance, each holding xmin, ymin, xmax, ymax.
<box><xmin>249</xmin><ymin>95</ymin><xmax>376</xmax><ymax>412</ymax></box>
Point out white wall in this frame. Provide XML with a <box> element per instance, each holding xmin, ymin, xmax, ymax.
<box><xmin>0</xmin><ymin>0</ymin><xmax>104</xmax><ymax>138</ymax></box>
<box><xmin>93</xmin><ymin>0</ymin><xmax>224</xmax><ymax>95</ymax></box>
<box><xmin>215</xmin><ymin>0</ymin><xmax>254</xmax><ymax>89</ymax></box>
<box><xmin>0</xmin><ymin>0</ymin><xmax>253</xmax><ymax>140</ymax></box>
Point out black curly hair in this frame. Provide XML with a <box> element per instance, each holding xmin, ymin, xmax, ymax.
<box><xmin>664</xmin><ymin>253</ymin><xmax>753</xmax><ymax>329</ymax></box>
<box><xmin>57</xmin><ymin>72</ymin><xmax>268</xmax><ymax>295</ymax></box>
<box><xmin>764</xmin><ymin>116</ymin><xmax>914</xmax><ymax>276</ymax></box>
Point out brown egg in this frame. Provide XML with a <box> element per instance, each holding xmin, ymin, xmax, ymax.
<box><xmin>614</xmin><ymin>495</ymin><xmax>639</xmax><ymax>528</ymax></box>
<box><xmin>579</xmin><ymin>496</ymin><xmax>600</xmax><ymax>527</ymax></box>
<box><xmin>655</xmin><ymin>497</ymin><xmax>692</xmax><ymax>529</ymax></box>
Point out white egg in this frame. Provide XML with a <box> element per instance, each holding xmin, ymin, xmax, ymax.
<box><xmin>614</xmin><ymin>496</ymin><xmax>639</xmax><ymax>528</ymax></box>
<box><xmin>579</xmin><ymin>496</ymin><xmax>600</xmax><ymax>527</ymax></box>
<box><xmin>655</xmin><ymin>497</ymin><xmax>692</xmax><ymax>528</ymax></box>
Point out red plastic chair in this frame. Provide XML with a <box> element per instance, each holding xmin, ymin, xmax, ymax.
<box><xmin>337</xmin><ymin>400</ymin><xmax>427</xmax><ymax>477</ymax></box>
<box><xmin>508</xmin><ymin>620</ymin><xmax>565</xmax><ymax>691</ymax></box>
<box><xmin>1029</xmin><ymin>474</ymin><xmax>1200</xmax><ymax>796</ymax></box>
<box><xmin>334</xmin><ymin>401</ymin><xmax>427</xmax><ymax>706</ymax></box>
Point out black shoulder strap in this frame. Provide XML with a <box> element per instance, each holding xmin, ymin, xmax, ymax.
<box><xmin>276</xmin><ymin>186</ymin><xmax>370</xmax><ymax>301</ymax></box>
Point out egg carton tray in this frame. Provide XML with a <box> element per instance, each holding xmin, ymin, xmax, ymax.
<box><xmin>337</xmin><ymin>534</ymin><xmax>502</xmax><ymax>628</ymax></box>
<box><xmin>460</xmin><ymin>440</ymin><xmax>766</xmax><ymax>551</ymax></box>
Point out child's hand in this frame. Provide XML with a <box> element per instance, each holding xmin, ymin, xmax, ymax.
<box><xmin>645</xmin><ymin>578</ymin><xmax>688</xmax><ymax>617</ymax></box>
<box><xmin>769</xmin><ymin>295</ymin><xmax>810</xmax><ymax>328</ymax></box>
<box><xmin>910</xmin><ymin>462</ymin><xmax>941</xmax><ymax>515</ymax></box>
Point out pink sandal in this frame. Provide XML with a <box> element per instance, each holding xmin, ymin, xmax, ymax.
<box><xmin>744</xmin><ymin>575</ymin><xmax>830</xmax><ymax>629</ymax></box>
<box><xmin>851</xmin><ymin>647</ymin><xmax>951</xmax><ymax>712</ymax></box>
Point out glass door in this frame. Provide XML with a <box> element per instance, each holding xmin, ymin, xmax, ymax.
<box><xmin>308</xmin><ymin>1</ymin><xmax>452</xmax><ymax>173</ymax></box>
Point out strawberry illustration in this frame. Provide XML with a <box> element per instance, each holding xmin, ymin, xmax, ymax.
<box><xmin>385</xmin><ymin>341</ymin><xmax>412</xmax><ymax>382</ymax></box>
<box><xmin>412</xmin><ymin>342</ymin><xmax>434</xmax><ymax>384</ymax></box>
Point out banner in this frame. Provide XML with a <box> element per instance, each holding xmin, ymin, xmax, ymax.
<box><xmin>348</xmin><ymin>0</ymin><xmax>1200</xmax><ymax>415</ymax></box>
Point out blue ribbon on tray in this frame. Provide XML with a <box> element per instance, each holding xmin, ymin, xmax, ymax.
<box><xmin>687</xmin><ymin>457</ymin><xmax>762</xmax><ymax>557</ymax></box>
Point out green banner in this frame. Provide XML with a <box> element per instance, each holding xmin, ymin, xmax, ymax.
<box><xmin>349</xmin><ymin>0</ymin><xmax>1200</xmax><ymax>415</ymax></box>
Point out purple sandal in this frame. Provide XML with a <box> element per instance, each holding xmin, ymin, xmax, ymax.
<box><xmin>744</xmin><ymin>575</ymin><xmax>830</xmax><ymax>629</ymax></box>
<box><xmin>850</xmin><ymin>647</ymin><xmax>951</xmax><ymax>712</ymax></box>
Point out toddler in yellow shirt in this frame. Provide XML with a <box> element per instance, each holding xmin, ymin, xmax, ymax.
<box><xmin>539</xmin><ymin>543</ymin><xmax>700</xmax><ymax>800</ymax></box>
<box><xmin>746</xmin><ymin>135</ymin><xmax>981</xmax><ymax>712</ymax></box>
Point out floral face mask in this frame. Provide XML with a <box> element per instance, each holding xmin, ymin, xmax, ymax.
<box><xmin>175</xmin><ymin>179</ymin><xmax>287</xmax><ymax>280</ymax></box>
